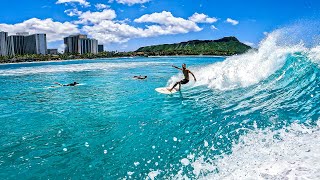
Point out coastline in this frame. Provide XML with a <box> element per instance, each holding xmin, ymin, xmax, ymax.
<box><xmin>0</xmin><ymin>58</ymin><xmax>82</xmax><ymax>66</ymax></box>
<box><xmin>0</xmin><ymin>55</ymin><xmax>229</xmax><ymax>65</ymax></box>
<box><xmin>0</xmin><ymin>57</ymin><xmax>122</xmax><ymax>65</ymax></box>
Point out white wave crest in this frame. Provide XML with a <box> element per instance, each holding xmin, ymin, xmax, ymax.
<box><xmin>309</xmin><ymin>46</ymin><xmax>320</xmax><ymax>65</ymax></box>
<box><xmin>174</xmin><ymin>121</ymin><xmax>320</xmax><ymax>179</ymax></box>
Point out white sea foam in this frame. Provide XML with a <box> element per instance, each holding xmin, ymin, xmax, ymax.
<box><xmin>0</xmin><ymin>61</ymin><xmax>165</xmax><ymax>76</ymax></box>
<box><xmin>167</xmin><ymin>30</ymin><xmax>307</xmax><ymax>90</ymax></box>
<box><xmin>147</xmin><ymin>170</ymin><xmax>161</xmax><ymax>180</ymax></box>
<box><xmin>174</xmin><ymin>121</ymin><xmax>320</xmax><ymax>179</ymax></box>
<box><xmin>308</xmin><ymin>46</ymin><xmax>320</xmax><ymax>65</ymax></box>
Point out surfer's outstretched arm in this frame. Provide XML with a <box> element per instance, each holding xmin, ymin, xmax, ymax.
<box><xmin>189</xmin><ymin>71</ymin><xmax>197</xmax><ymax>81</ymax></box>
<box><xmin>172</xmin><ymin>65</ymin><xmax>182</xmax><ymax>70</ymax></box>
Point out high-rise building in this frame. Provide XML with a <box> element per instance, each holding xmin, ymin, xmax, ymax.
<box><xmin>7</xmin><ymin>35</ymin><xmax>25</xmax><ymax>56</ymax></box>
<box><xmin>0</xmin><ymin>31</ymin><xmax>8</xmax><ymax>56</ymax></box>
<box><xmin>64</xmin><ymin>34</ymin><xmax>84</xmax><ymax>54</ymax></box>
<box><xmin>6</xmin><ymin>36</ymin><xmax>15</xmax><ymax>57</ymax></box>
<box><xmin>0</xmin><ymin>32</ymin><xmax>48</xmax><ymax>56</ymax></box>
<box><xmin>16</xmin><ymin>32</ymin><xmax>29</xmax><ymax>36</ymax></box>
<box><xmin>80</xmin><ymin>38</ymin><xmax>98</xmax><ymax>54</ymax></box>
<box><xmin>64</xmin><ymin>34</ymin><xmax>98</xmax><ymax>55</ymax></box>
<box><xmin>47</xmin><ymin>49</ymin><xmax>58</xmax><ymax>55</ymax></box>
<box><xmin>98</xmin><ymin>45</ymin><xmax>104</xmax><ymax>52</ymax></box>
<box><xmin>24</xmin><ymin>34</ymin><xmax>47</xmax><ymax>55</ymax></box>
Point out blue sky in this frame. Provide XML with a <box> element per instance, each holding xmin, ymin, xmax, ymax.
<box><xmin>0</xmin><ymin>0</ymin><xmax>319</xmax><ymax>51</ymax></box>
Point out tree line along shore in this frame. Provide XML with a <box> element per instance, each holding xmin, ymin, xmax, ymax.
<box><xmin>0</xmin><ymin>52</ymin><xmax>133</xmax><ymax>64</ymax></box>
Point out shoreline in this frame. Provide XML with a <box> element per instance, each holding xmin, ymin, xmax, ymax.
<box><xmin>0</xmin><ymin>55</ymin><xmax>228</xmax><ymax>65</ymax></box>
<box><xmin>0</xmin><ymin>58</ymin><xmax>82</xmax><ymax>66</ymax></box>
<box><xmin>0</xmin><ymin>57</ymin><xmax>126</xmax><ymax>65</ymax></box>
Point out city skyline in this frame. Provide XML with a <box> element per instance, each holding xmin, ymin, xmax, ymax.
<box><xmin>0</xmin><ymin>0</ymin><xmax>320</xmax><ymax>51</ymax></box>
<box><xmin>0</xmin><ymin>31</ymin><xmax>101</xmax><ymax>56</ymax></box>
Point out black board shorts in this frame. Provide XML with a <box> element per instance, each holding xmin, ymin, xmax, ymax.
<box><xmin>180</xmin><ymin>79</ymin><xmax>189</xmax><ymax>84</ymax></box>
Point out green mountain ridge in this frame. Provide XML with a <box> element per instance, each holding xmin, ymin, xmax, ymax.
<box><xmin>136</xmin><ymin>36</ymin><xmax>252</xmax><ymax>56</ymax></box>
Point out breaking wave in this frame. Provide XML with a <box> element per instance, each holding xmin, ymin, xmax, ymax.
<box><xmin>160</xmin><ymin>24</ymin><xmax>320</xmax><ymax>179</ymax></box>
<box><xmin>168</xmin><ymin>28</ymin><xmax>320</xmax><ymax>91</ymax></box>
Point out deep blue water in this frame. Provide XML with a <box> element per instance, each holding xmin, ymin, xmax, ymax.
<box><xmin>0</xmin><ymin>54</ymin><xmax>319</xmax><ymax>179</ymax></box>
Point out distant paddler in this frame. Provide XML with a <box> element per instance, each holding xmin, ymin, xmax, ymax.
<box><xmin>54</xmin><ymin>82</ymin><xmax>79</xmax><ymax>86</ymax></box>
<box><xmin>133</xmin><ymin>75</ymin><xmax>148</xmax><ymax>80</ymax></box>
<box><xmin>168</xmin><ymin>63</ymin><xmax>196</xmax><ymax>92</ymax></box>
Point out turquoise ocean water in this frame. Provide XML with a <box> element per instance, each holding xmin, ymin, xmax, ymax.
<box><xmin>0</xmin><ymin>32</ymin><xmax>320</xmax><ymax>179</ymax></box>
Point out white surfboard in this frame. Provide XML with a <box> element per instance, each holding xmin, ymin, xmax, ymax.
<box><xmin>155</xmin><ymin>87</ymin><xmax>179</xmax><ymax>94</ymax></box>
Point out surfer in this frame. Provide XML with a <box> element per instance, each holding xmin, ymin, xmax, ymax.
<box><xmin>133</xmin><ymin>75</ymin><xmax>147</xmax><ymax>80</ymax></box>
<box><xmin>168</xmin><ymin>63</ymin><xmax>196</xmax><ymax>92</ymax></box>
<box><xmin>54</xmin><ymin>82</ymin><xmax>79</xmax><ymax>86</ymax></box>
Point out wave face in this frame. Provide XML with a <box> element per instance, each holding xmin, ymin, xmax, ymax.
<box><xmin>162</xmin><ymin>27</ymin><xmax>320</xmax><ymax>179</ymax></box>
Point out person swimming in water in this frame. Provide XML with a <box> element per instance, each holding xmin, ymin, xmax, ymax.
<box><xmin>55</xmin><ymin>82</ymin><xmax>79</xmax><ymax>86</ymax></box>
<box><xmin>133</xmin><ymin>75</ymin><xmax>147</xmax><ymax>80</ymax></box>
<box><xmin>168</xmin><ymin>63</ymin><xmax>196</xmax><ymax>92</ymax></box>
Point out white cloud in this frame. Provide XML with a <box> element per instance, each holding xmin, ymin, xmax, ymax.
<box><xmin>64</xmin><ymin>9</ymin><xmax>82</xmax><ymax>17</ymax></box>
<box><xmin>0</xmin><ymin>18</ymin><xmax>80</xmax><ymax>42</ymax></box>
<box><xmin>115</xmin><ymin>0</ymin><xmax>150</xmax><ymax>5</ymax></box>
<box><xmin>211</xmin><ymin>25</ymin><xmax>218</xmax><ymax>30</ymax></box>
<box><xmin>82</xmin><ymin>21</ymin><xmax>143</xmax><ymax>43</ymax></box>
<box><xmin>76</xmin><ymin>9</ymin><xmax>117</xmax><ymax>24</ymax></box>
<box><xmin>134</xmin><ymin>11</ymin><xmax>201</xmax><ymax>31</ymax></box>
<box><xmin>226</xmin><ymin>18</ymin><xmax>239</xmax><ymax>25</ymax></box>
<box><xmin>56</xmin><ymin>0</ymin><xmax>90</xmax><ymax>7</ymax></box>
<box><xmin>82</xmin><ymin>11</ymin><xmax>203</xmax><ymax>44</ymax></box>
<box><xmin>95</xmin><ymin>3</ymin><xmax>109</xmax><ymax>10</ymax></box>
<box><xmin>263</xmin><ymin>31</ymin><xmax>269</xmax><ymax>36</ymax></box>
<box><xmin>7</xmin><ymin>9</ymin><xmax>209</xmax><ymax>46</ymax></box>
<box><xmin>82</xmin><ymin>20</ymin><xmax>201</xmax><ymax>44</ymax></box>
<box><xmin>116</xmin><ymin>18</ymin><xmax>131</xmax><ymax>23</ymax></box>
<box><xmin>189</xmin><ymin>13</ymin><xmax>217</xmax><ymax>23</ymax></box>
<box><xmin>243</xmin><ymin>41</ymin><xmax>254</xmax><ymax>47</ymax></box>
